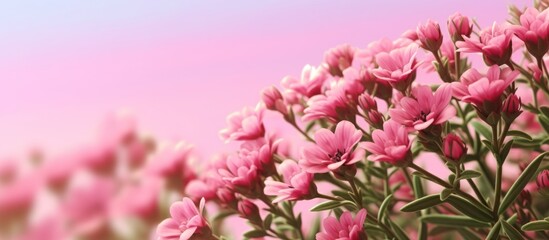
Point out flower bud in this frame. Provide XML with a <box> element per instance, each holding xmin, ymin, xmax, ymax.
<box><xmin>443</xmin><ymin>133</ymin><xmax>467</xmax><ymax>162</ymax></box>
<box><xmin>502</xmin><ymin>93</ymin><xmax>522</xmax><ymax>121</ymax></box>
<box><xmin>367</xmin><ymin>111</ymin><xmax>384</xmax><ymax>129</ymax></box>
<box><xmin>417</xmin><ymin>20</ymin><xmax>443</xmax><ymax>52</ymax></box>
<box><xmin>358</xmin><ymin>93</ymin><xmax>378</xmax><ymax>111</ymax></box>
<box><xmin>237</xmin><ymin>199</ymin><xmax>261</xmax><ymax>225</ymax></box>
<box><xmin>261</xmin><ymin>86</ymin><xmax>287</xmax><ymax>115</ymax></box>
<box><xmin>518</xmin><ymin>190</ymin><xmax>532</xmax><ymax>208</ymax></box>
<box><xmin>217</xmin><ymin>188</ymin><xmax>236</xmax><ymax>207</ymax></box>
<box><xmin>537</xmin><ymin>169</ymin><xmax>549</xmax><ymax>190</ymax></box>
<box><xmin>448</xmin><ymin>13</ymin><xmax>472</xmax><ymax>42</ymax></box>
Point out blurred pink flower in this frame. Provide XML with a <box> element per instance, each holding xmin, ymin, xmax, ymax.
<box><xmin>264</xmin><ymin>160</ymin><xmax>315</xmax><ymax>203</ymax></box>
<box><xmin>537</xmin><ymin>169</ymin><xmax>549</xmax><ymax>190</ymax></box>
<box><xmin>511</xmin><ymin>8</ymin><xmax>549</xmax><ymax>58</ymax></box>
<box><xmin>417</xmin><ymin>19</ymin><xmax>443</xmax><ymax>52</ymax></box>
<box><xmin>451</xmin><ymin>66</ymin><xmax>518</xmax><ymax>110</ymax></box>
<box><xmin>389</xmin><ymin>84</ymin><xmax>455</xmax><ymax>131</ymax></box>
<box><xmin>324</xmin><ymin>44</ymin><xmax>356</xmax><ymax>76</ymax></box>
<box><xmin>18</xmin><ymin>216</ymin><xmax>65</xmax><ymax>240</ymax></box>
<box><xmin>372</xmin><ymin>44</ymin><xmax>421</xmax><ymax>92</ymax></box>
<box><xmin>0</xmin><ymin>176</ymin><xmax>37</xmax><ymax>225</ymax></box>
<box><xmin>146</xmin><ymin>142</ymin><xmax>196</xmax><ymax>190</ymax></box>
<box><xmin>219</xmin><ymin>105</ymin><xmax>265</xmax><ymax>142</ymax></box>
<box><xmin>299</xmin><ymin>121</ymin><xmax>364</xmax><ymax>173</ymax></box>
<box><xmin>316</xmin><ymin>209</ymin><xmax>367</xmax><ymax>240</ymax></box>
<box><xmin>111</xmin><ymin>177</ymin><xmax>162</xmax><ymax>220</ymax></box>
<box><xmin>360</xmin><ymin>120</ymin><xmax>411</xmax><ymax>166</ymax></box>
<box><xmin>354</xmin><ymin>38</ymin><xmax>414</xmax><ymax>69</ymax></box>
<box><xmin>156</xmin><ymin>198</ymin><xmax>212</xmax><ymax>240</ymax></box>
<box><xmin>457</xmin><ymin>23</ymin><xmax>513</xmax><ymax>66</ymax></box>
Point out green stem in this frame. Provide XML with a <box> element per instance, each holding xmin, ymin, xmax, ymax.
<box><xmin>348</xmin><ymin>177</ymin><xmax>364</xmax><ymax>208</ymax></box>
<box><xmin>466</xmin><ymin>178</ymin><xmax>489</xmax><ymax>207</ymax></box>
<box><xmin>366</xmin><ymin>214</ymin><xmax>396</xmax><ymax>239</ymax></box>
<box><xmin>493</xmin><ymin>163</ymin><xmax>503</xmax><ymax>216</ymax></box>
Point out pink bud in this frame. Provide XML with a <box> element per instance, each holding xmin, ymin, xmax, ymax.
<box><xmin>237</xmin><ymin>199</ymin><xmax>261</xmax><ymax>224</ymax></box>
<box><xmin>502</xmin><ymin>93</ymin><xmax>522</xmax><ymax>119</ymax></box>
<box><xmin>261</xmin><ymin>86</ymin><xmax>283</xmax><ymax>110</ymax></box>
<box><xmin>417</xmin><ymin>20</ymin><xmax>443</xmax><ymax>52</ymax></box>
<box><xmin>448</xmin><ymin>13</ymin><xmax>472</xmax><ymax>42</ymax></box>
<box><xmin>217</xmin><ymin>188</ymin><xmax>236</xmax><ymax>205</ymax></box>
<box><xmin>537</xmin><ymin>169</ymin><xmax>549</xmax><ymax>190</ymax></box>
<box><xmin>358</xmin><ymin>93</ymin><xmax>377</xmax><ymax>112</ymax></box>
<box><xmin>443</xmin><ymin>133</ymin><xmax>467</xmax><ymax>161</ymax></box>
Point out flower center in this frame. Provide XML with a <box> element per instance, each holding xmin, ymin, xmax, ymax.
<box><xmin>329</xmin><ymin>149</ymin><xmax>344</xmax><ymax>162</ymax></box>
<box><xmin>414</xmin><ymin>111</ymin><xmax>429</xmax><ymax>122</ymax></box>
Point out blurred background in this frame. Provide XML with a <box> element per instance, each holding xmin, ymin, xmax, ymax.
<box><xmin>0</xmin><ymin>0</ymin><xmax>531</xmax><ymax>239</ymax></box>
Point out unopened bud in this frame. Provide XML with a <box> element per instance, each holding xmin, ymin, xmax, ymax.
<box><xmin>448</xmin><ymin>13</ymin><xmax>473</xmax><ymax>42</ymax></box>
<box><xmin>443</xmin><ymin>133</ymin><xmax>467</xmax><ymax>162</ymax></box>
<box><xmin>238</xmin><ymin>199</ymin><xmax>261</xmax><ymax>225</ymax></box>
<box><xmin>502</xmin><ymin>93</ymin><xmax>522</xmax><ymax>121</ymax></box>
<box><xmin>417</xmin><ymin>20</ymin><xmax>443</xmax><ymax>52</ymax></box>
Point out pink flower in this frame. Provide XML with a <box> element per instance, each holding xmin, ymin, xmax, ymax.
<box><xmin>417</xmin><ymin>19</ymin><xmax>443</xmax><ymax>52</ymax></box>
<box><xmin>537</xmin><ymin>169</ymin><xmax>549</xmax><ymax>190</ymax></box>
<box><xmin>324</xmin><ymin>44</ymin><xmax>356</xmax><ymax>76</ymax></box>
<box><xmin>443</xmin><ymin>133</ymin><xmax>467</xmax><ymax>162</ymax></box>
<box><xmin>389</xmin><ymin>84</ymin><xmax>455</xmax><ymax>131</ymax></box>
<box><xmin>282</xmin><ymin>64</ymin><xmax>330</xmax><ymax>98</ymax></box>
<box><xmin>219</xmin><ymin>105</ymin><xmax>265</xmax><ymax>142</ymax></box>
<box><xmin>511</xmin><ymin>8</ymin><xmax>549</xmax><ymax>58</ymax></box>
<box><xmin>218</xmin><ymin>154</ymin><xmax>260</xmax><ymax>197</ymax></box>
<box><xmin>111</xmin><ymin>177</ymin><xmax>162</xmax><ymax>220</ymax></box>
<box><xmin>451</xmin><ymin>66</ymin><xmax>518</xmax><ymax>113</ymax></box>
<box><xmin>456</xmin><ymin>23</ymin><xmax>513</xmax><ymax>66</ymax></box>
<box><xmin>448</xmin><ymin>13</ymin><xmax>473</xmax><ymax>42</ymax></box>
<box><xmin>261</xmin><ymin>86</ymin><xmax>287</xmax><ymax>114</ymax></box>
<box><xmin>145</xmin><ymin>142</ymin><xmax>196</xmax><ymax>190</ymax></box>
<box><xmin>156</xmin><ymin>198</ymin><xmax>212</xmax><ymax>240</ymax></box>
<box><xmin>354</xmin><ymin>38</ymin><xmax>414</xmax><ymax>69</ymax></box>
<box><xmin>372</xmin><ymin>44</ymin><xmax>421</xmax><ymax>92</ymax></box>
<box><xmin>238</xmin><ymin>135</ymin><xmax>281</xmax><ymax>176</ymax></box>
<box><xmin>316</xmin><ymin>209</ymin><xmax>367</xmax><ymax>240</ymax></box>
<box><xmin>299</xmin><ymin>121</ymin><xmax>364</xmax><ymax>174</ymax></box>
<box><xmin>360</xmin><ymin>120</ymin><xmax>411</xmax><ymax>166</ymax></box>
<box><xmin>302</xmin><ymin>84</ymin><xmax>358</xmax><ymax>123</ymax></box>
<box><xmin>502</xmin><ymin>93</ymin><xmax>522</xmax><ymax>119</ymax></box>
<box><xmin>264</xmin><ymin>160</ymin><xmax>316</xmax><ymax>203</ymax></box>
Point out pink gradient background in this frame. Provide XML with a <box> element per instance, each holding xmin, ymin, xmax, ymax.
<box><xmin>0</xmin><ymin>0</ymin><xmax>530</xmax><ymax>159</ymax></box>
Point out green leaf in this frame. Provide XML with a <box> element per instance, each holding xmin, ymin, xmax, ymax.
<box><xmin>413</xmin><ymin>175</ymin><xmax>425</xmax><ymax>199</ymax></box>
<box><xmin>420</xmin><ymin>215</ymin><xmax>490</xmax><ymax>228</ymax></box>
<box><xmin>540</xmin><ymin>106</ymin><xmax>549</xmax><ymax>117</ymax></box>
<box><xmin>378</xmin><ymin>194</ymin><xmax>393</xmax><ymax>221</ymax></box>
<box><xmin>499</xmin><ymin>140</ymin><xmax>514</xmax><ymax>163</ymax></box>
<box><xmin>486</xmin><ymin>220</ymin><xmax>502</xmax><ymax>240</ymax></box>
<box><xmin>457</xmin><ymin>170</ymin><xmax>482</xmax><ymax>180</ymax></box>
<box><xmin>310</xmin><ymin>200</ymin><xmax>356</xmax><ymax>212</ymax></box>
<box><xmin>440</xmin><ymin>188</ymin><xmax>452</xmax><ymax>201</ymax></box>
<box><xmin>498</xmin><ymin>152</ymin><xmax>549</xmax><ymax>215</ymax></box>
<box><xmin>482</xmin><ymin>139</ymin><xmax>496</xmax><ymax>154</ymax></box>
<box><xmin>472</xmin><ymin>121</ymin><xmax>492</xmax><ymax>140</ymax></box>
<box><xmin>243</xmin><ymin>230</ymin><xmax>267</xmax><ymax>238</ymax></box>
<box><xmin>507</xmin><ymin>130</ymin><xmax>533</xmax><ymax>141</ymax></box>
<box><xmin>501</xmin><ymin>220</ymin><xmax>524</xmax><ymax>240</ymax></box>
<box><xmin>545</xmin><ymin>217</ymin><xmax>549</xmax><ymax>222</ymax></box>
<box><xmin>400</xmin><ymin>194</ymin><xmax>442</xmax><ymax>212</ymax></box>
<box><xmin>448</xmin><ymin>173</ymin><xmax>456</xmax><ymax>185</ymax></box>
<box><xmin>507</xmin><ymin>213</ymin><xmax>518</xmax><ymax>225</ymax></box>
<box><xmin>538</xmin><ymin>115</ymin><xmax>549</xmax><ymax>134</ymax></box>
<box><xmin>457</xmin><ymin>229</ymin><xmax>482</xmax><ymax>240</ymax></box>
<box><xmin>388</xmin><ymin>219</ymin><xmax>410</xmax><ymax>240</ymax></box>
<box><xmin>263</xmin><ymin>213</ymin><xmax>273</xmax><ymax>229</ymax></box>
<box><xmin>521</xmin><ymin>220</ymin><xmax>549</xmax><ymax>231</ymax></box>
<box><xmin>446</xmin><ymin>195</ymin><xmax>494</xmax><ymax>222</ymax></box>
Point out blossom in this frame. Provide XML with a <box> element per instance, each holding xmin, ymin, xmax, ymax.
<box><xmin>302</xmin><ymin>84</ymin><xmax>355</xmax><ymax>123</ymax></box>
<box><xmin>324</xmin><ymin>44</ymin><xmax>356</xmax><ymax>76</ymax></box>
<box><xmin>448</xmin><ymin>13</ymin><xmax>473</xmax><ymax>42</ymax></box>
<box><xmin>457</xmin><ymin>23</ymin><xmax>513</xmax><ymax>66</ymax></box>
<box><xmin>281</xmin><ymin>64</ymin><xmax>330</xmax><ymax>98</ymax></box>
<box><xmin>537</xmin><ymin>169</ymin><xmax>549</xmax><ymax>190</ymax></box>
<box><xmin>316</xmin><ymin>209</ymin><xmax>367</xmax><ymax>240</ymax></box>
<box><xmin>451</xmin><ymin>66</ymin><xmax>518</xmax><ymax>114</ymax></box>
<box><xmin>511</xmin><ymin>8</ymin><xmax>549</xmax><ymax>58</ymax></box>
<box><xmin>417</xmin><ymin>19</ymin><xmax>443</xmax><ymax>52</ymax></box>
<box><xmin>237</xmin><ymin>199</ymin><xmax>261</xmax><ymax>224</ymax></box>
<box><xmin>389</xmin><ymin>84</ymin><xmax>455</xmax><ymax>131</ymax></box>
<box><xmin>218</xmin><ymin>154</ymin><xmax>260</xmax><ymax>196</ymax></box>
<box><xmin>261</xmin><ymin>86</ymin><xmax>287</xmax><ymax>114</ymax></box>
<box><xmin>145</xmin><ymin>142</ymin><xmax>196</xmax><ymax>190</ymax></box>
<box><xmin>360</xmin><ymin>120</ymin><xmax>411</xmax><ymax>166</ymax></box>
<box><xmin>443</xmin><ymin>133</ymin><xmax>467</xmax><ymax>161</ymax></box>
<box><xmin>299</xmin><ymin>121</ymin><xmax>364</xmax><ymax>174</ymax></box>
<box><xmin>219</xmin><ymin>105</ymin><xmax>265</xmax><ymax>142</ymax></box>
<box><xmin>238</xmin><ymin>135</ymin><xmax>281</xmax><ymax>176</ymax></box>
<box><xmin>372</xmin><ymin>44</ymin><xmax>421</xmax><ymax>92</ymax></box>
<box><xmin>156</xmin><ymin>198</ymin><xmax>212</xmax><ymax>240</ymax></box>
<box><xmin>264</xmin><ymin>160</ymin><xmax>316</xmax><ymax>203</ymax></box>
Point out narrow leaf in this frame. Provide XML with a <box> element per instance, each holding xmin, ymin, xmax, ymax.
<box><xmin>446</xmin><ymin>195</ymin><xmax>494</xmax><ymax>222</ymax></box>
<box><xmin>521</xmin><ymin>220</ymin><xmax>549</xmax><ymax>231</ymax></box>
<box><xmin>485</xmin><ymin>220</ymin><xmax>501</xmax><ymax>240</ymax></box>
<box><xmin>440</xmin><ymin>188</ymin><xmax>452</xmax><ymax>201</ymax></box>
<box><xmin>243</xmin><ymin>230</ymin><xmax>267</xmax><ymax>238</ymax></box>
<box><xmin>472</xmin><ymin>121</ymin><xmax>492</xmax><ymax>140</ymax></box>
<box><xmin>507</xmin><ymin>130</ymin><xmax>533</xmax><ymax>141</ymax></box>
<box><xmin>421</xmin><ymin>215</ymin><xmax>490</xmax><ymax>228</ymax></box>
<box><xmin>413</xmin><ymin>175</ymin><xmax>425</xmax><ymax>198</ymax></box>
<box><xmin>457</xmin><ymin>229</ymin><xmax>482</xmax><ymax>240</ymax></box>
<box><xmin>388</xmin><ymin>219</ymin><xmax>410</xmax><ymax>240</ymax></box>
<box><xmin>310</xmin><ymin>200</ymin><xmax>355</xmax><ymax>212</ymax></box>
<box><xmin>501</xmin><ymin>220</ymin><xmax>524</xmax><ymax>240</ymax></box>
<box><xmin>457</xmin><ymin>170</ymin><xmax>482</xmax><ymax>180</ymax></box>
<box><xmin>378</xmin><ymin>194</ymin><xmax>393</xmax><ymax>221</ymax></box>
<box><xmin>400</xmin><ymin>194</ymin><xmax>442</xmax><ymax>212</ymax></box>
<box><xmin>499</xmin><ymin>152</ymin><xmax>549</xmax><ymax>215</ymax></box>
